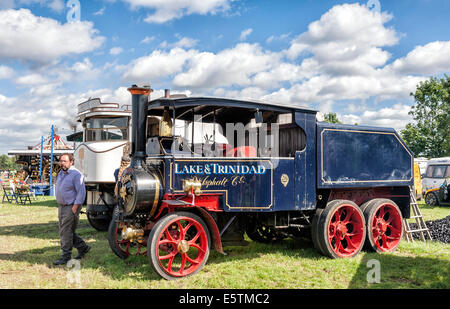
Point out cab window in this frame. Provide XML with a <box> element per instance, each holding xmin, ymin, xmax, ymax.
<box><xmin>146</xmin><ymin>105</ymin><xmax>306</xmax><ymax>158</ymax></box>
<box><xmin>426</xmin><ymin>165</ymin><xmax>448</xmax><ymax>178</ymax></box>
<box><xmin>85</xmin><ymin>117</ymin><xmax>129</xmax><ymax>142</ymax></box>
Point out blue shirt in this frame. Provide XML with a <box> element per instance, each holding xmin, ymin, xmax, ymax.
<box><xmin>55</xmin><ymin>166</ymin><xmax>86</xmax><ymax>206</ymax></box>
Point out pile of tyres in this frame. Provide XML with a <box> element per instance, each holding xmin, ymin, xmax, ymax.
<box><xmin>409</xmin><ymin>215</ymin><xmax>450</xmax><ymax>243</ymax></box>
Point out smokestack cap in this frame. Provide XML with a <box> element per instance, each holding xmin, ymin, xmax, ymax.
<box><xmin>127</xmin><ymin>85</ymin><xmax>153</xmax><ymax>96</ymax></box>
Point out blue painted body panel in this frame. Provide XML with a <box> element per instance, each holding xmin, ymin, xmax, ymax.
<box><xmin>294</xmin><ymin>112</ymin><xmax>317</xmax><ymax>210</ymax></box>
<box><xmin>150</xmin><ymin>101</ymin><xmax>413</xmax><ymax>213</ymax></box>
<box><xmin>166</xmin><ymin>158</ymin><xmax>297</xmax><ymax>212</ymax></box>
<box><xmin>317</xmin><ymin>122</ymin><xmax>414</xmax><ymax>189</ymax></box>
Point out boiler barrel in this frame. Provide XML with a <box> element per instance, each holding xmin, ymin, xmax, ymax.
<box><xmin>119</xmin><ymin>167</ymin><xmax>162</xmax><ymax>217</ymax></box>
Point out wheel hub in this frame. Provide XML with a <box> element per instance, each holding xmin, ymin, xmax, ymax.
<box><xmin>376</xmin><ymin>219</ymin><xmax>388</xmax><ymax>234</ymax></box>
<box><xmin>177</xmin><ymin>240</ymin><xmax>190</xmax><ymax>253</ymax></box>
<box><xmin>335</xmin><ymin>223</ymin><xmax>348</xmax><ymax>239</ymax></box>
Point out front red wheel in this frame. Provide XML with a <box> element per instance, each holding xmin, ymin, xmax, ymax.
<box><xmin>108</xmin><ymin>208</ymin><xmax>147</xmax><ymax>259</ymax></box>
<box><xmin>312</xmin><ymin>200</ymin><xmax>366</xmax><ymax>258</ymax></box>
<box><xmin>148</xmin><ymin>212</ymin><xmax>210</xmax><ymax>280</ymax></box>
<box><xmin>361</xmin><ymin>199</ymin><xmax>403</xmax><ymax>253</ymax></box>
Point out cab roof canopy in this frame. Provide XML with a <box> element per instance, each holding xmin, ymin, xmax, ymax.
<box><xmin>147</xmin><ymin>97</ymin><xmax>317</xmax><ymax>124</ymax></box>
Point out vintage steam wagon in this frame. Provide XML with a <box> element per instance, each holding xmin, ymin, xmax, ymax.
<box><xmin>72</xmin><ymin>98</ymin><xmax>132</xmax><ymax>231</ymax></box>
<box><xmin>109</xmin><ymin>85</ymin><xmax>413</xmax><ymax>280</ymax></box>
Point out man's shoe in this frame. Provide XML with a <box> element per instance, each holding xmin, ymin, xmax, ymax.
<box><xmin>75</xmin><ymin>245</ymin><xmax>91</xmax><ymax>260</ymax></box>
<box><xmin>53</xmin><ymin>258</ymin><xmax>70</xmax><ymax>266</ymax></box>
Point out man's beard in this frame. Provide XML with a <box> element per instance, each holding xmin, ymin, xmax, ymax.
<box><xmin>61</xmin><ymin>167</ymin><xmax>68</xmax><ymax>172</ymax></box>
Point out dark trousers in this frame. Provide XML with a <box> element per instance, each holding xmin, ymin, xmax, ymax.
<box><xmin>58</xmin><ymin>205</ymin><xmax>87</xmax><ymax>259</ymax></box>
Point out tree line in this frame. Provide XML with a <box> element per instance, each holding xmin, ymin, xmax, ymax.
<box><xmin>401</xmin><ymin>75</ymin><xmax>449</xmax><ymax>158</ymax></box>
<box><xmin>0</xmin><ymin>155</ymin><xmax>22</xmax><ymax>171</ymax></box>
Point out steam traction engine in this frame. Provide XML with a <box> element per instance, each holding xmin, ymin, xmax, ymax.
<box><xmin>73</xmin><ymin>98</ymin><xmax>131</xmax><ymax>231</ymax></box>
<box><xmin>109</xmin><ymin>85</ymin><xmax>413</xmax><ymax>280</ymax></box>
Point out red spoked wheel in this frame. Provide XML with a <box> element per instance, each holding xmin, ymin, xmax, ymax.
<box><xmin>108</xmin><ymin>208</ymin><xmax>147</xmax><ymax>259</ymax></box>
<box><xmin>361</xmin><ymin>199</ymin><xmax>403</xmax><ymax>253</ymax></box>
<box><xmin>148</xmin><ymin>212</ymin><xmax>210</xmax><ymax>280</ymax></box>
<box><xmin>312</xmin><ymin>200</ymin><xmax>366</xmax><ymax>258</ymax></box>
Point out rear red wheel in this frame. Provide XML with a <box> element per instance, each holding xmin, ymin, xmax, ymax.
<box><xmin>361</xmin><ymin>199</ymin><xmax>403</xmax><ymax>253</ymax></box>
<box><xmin>313</xmin><ymin>200</ymin><xmax>366</xmax><ymax>258</ymax></box>
<box><xmin>148</xmin><ymin>212</ymin><xmax>210</xmax><ymax>280</ymax></box>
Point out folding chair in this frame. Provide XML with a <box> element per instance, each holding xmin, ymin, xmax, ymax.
<box><xmin>2</xmin><ymin>184</ymin><xmax>18</xmax><ymax>204</ymax></box>
<box><xmin>15</xmin><ymin>185</ymin><xmax>32</xmax><ymax>205</ymax></box>
<box><xmin>31</xmin><ymin>185</ymin><xmax>46</xmax><ymax>201</ymax></box>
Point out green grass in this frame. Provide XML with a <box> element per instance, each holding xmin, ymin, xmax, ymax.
<box><xmin>410</xmin><ymin>201</ymin><xmax>450</xmax><ymax>222</ymax></box>
<box><xmin>0</xmin><ymin>198</ymin><xmax>449</xmax><ymax>289</ymax></box>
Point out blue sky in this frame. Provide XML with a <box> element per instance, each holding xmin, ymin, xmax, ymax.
<box><xmin>0</xmin><ymin>0</ymin><xmax>449</xmax><ymax>154</ymax></box>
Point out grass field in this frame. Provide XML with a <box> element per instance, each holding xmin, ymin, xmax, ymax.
<box><xmin>0</xmin><ymin>197</ymin><xmax>449</xmax><ymax>289</ymax></box>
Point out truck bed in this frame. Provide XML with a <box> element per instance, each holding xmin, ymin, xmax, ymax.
<box><xmin>317</xmin><ymin>122</ymin><xmax>414</xmax><ymax>189</ymax></box>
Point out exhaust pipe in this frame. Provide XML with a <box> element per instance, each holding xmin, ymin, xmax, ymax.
<box><xmin>127</xmin><ymin>85</ymin><xmax>152</xmax><ymax>169</ymax></box>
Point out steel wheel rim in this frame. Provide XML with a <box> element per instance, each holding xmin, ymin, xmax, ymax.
<box><xmin>426</xmin><ymin>193</ymin><xmax>436</xmax><ymax>206</ymax></box>
<box><xmin>156</xmin><ymin>216</ymin><xmax>208</xmax><ymax>277</ymax></box>
<box><xmin>327</xmin><ymin>204</ymin><xmax>364</xmax><ymax>257</ymax></box>
<box><xmin>114</xmin><ymin>222</ymin><xmax>147</xmax><ymax>256</ymax></box>
<box><xmin>370</xmin><ymin>203</ymin><xmax>402</xmax><ymax>252</ymax></box>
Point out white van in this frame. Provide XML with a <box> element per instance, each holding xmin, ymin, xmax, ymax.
<box><xmin>422</xmin><ymin>157</ymin><xmax>450</xmax><ymax>193</ymax></box>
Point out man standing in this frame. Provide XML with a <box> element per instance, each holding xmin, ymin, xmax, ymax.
<box><xmin>53</xmin><ymin>153</ymin><xmax>90</xmax><ymax>266</ymax></box>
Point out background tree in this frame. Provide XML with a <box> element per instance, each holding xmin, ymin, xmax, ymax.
<box><xmin>401</xmin><ymin>75</ymin><xmax>450</xmax><ymax>158</ymax></box>
<box><xmin>0</xmin><ymin>154</ymin><xmax>22</xmax><ymax>171</ymax></box>
<box><xmin>324</xmin><ymin>112</ymin><xmax>342</xmax><ymax>124</ymax></box>
<box><xmin>400</xmin><ymin>124</ymin><xmax>426</xmax><ymax>156</ymax></box>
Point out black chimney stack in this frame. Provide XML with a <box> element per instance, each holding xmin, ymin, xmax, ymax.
<box><xmin>127</xmin><ymin>84</ymin><xmax>152</xmax><ymax>169</ymax></box>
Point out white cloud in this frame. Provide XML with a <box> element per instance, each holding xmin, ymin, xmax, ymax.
<box><xmin>341</xmin><ymin>103</ymin><xmax>413</xmax><ymax>131</ymax></box>
<box><xmin>388</xmin><ymin>41</ymin><xmax>450</xmax><ymax>75</ymax></box>
<box><xmin>140</xmin><ymin>36</ymin><xmax>155</xmax><ymax>44</ymax></box>
<box><xmin>123</xmin><ymin>48</ymin><xmax>198</xmax><ymax>83</ymax></box>
<box><xmin>2</xmin><ymin>2</ymin><xmax>443</xmax><ymax>155</ymax></box>
<box><xmin>0</xmin><ymin>85</ymin><xmax>194</xmax><ymax>153</ymax></box>
<box><xmin>0</xmin><ymin>65</ymin><xmax>15</xmax><ymax>79</ymax></box>
<box><xmin>122</xmin><ymin>0</ymin><xmax>233</xmax><ymax>23</ymax></box>
<box><xmin>120</xmin><ymin>2</ymin><xmax>448</xmax><ymax>111</ymax></box>
<box><xmin>172</xmin><ymin>43</ymin><xmax>276</xmax><ymax>89</ymax></box>
<box><xmin>68</xmin><ymin>58</ymin><xmax>102</xmax><ymax>80</ymax></box>
<box><xmin>47</xmin><ymin>0</ymin><xmax>64</xmax><ymax>12</ymax></box>
<box><xmin>160</xmin><ymin>36</ymin><xmax>198</xmax><ymax>49</ymax></box>
<box><xmin>266</xmin><ymin>33</ymin><xmax>290</xmax><ymax>44</ymax></box>
<box><xmin>0</xmin><ymin>9</ymin><xmax>105</xmax><ymax>63</ymax></box>
<box><xmin>212</xmin><ymin>86</ymin><xmax>268</xmax><ymax>101</ymax></box>
<box><xmin>94</xmin><ymin>6</ymin><xmax>106</xmax><ymax>16</ymax></box>
<box><xmin>28</xmin><ymin>83</ymin><xmax>61</xmax><ymax>97</ymax></box>
<box><xmin>0</xmin><ymin>86</ymin><xmax>117</xmax><ymax>153</ymax></box>
<box><xmin>110</xmin><ymin>47</ymin><xmax>124</xmax><ymax>55</ymax></box>
<box><xmin>26</xmin><ymin>57</ymin><xmax>103</xmax><ymax>85</ymax></box>
<box><xmin>251</xmin><ymin>62</ymin><xmax>304</xmax><ymax>89</ymax></box>
<box><xmin>257</xmin><ymin>3</ymin><xmax>433</xmax><ymax>107</ymax></box>
<box><xmin>318</xmin><ymin>100</ymin><xmax>334</xmax><ymax>114</ymax></box>
<box><xmin>240</xmin><ymin>28</ymin><xmax>252</xmax><ymax>41</ymax></box>
<box><xmin>0</xmin><ymin>94</ymin><xmax>9</xmax><ymax>105</ymax></box>
<box><xmin>285</xmin><ymin>2</ymin><xmax>398</xmax><ymax>81</ymax></box>
<box><xmin>286</xmin><ymin>3</ymin><xmax>398</xmax><ymax>60</ymax></box>
<box><xmin>15</xmin><ymin>73</ymin><xmax>49</xmax><ymax>86</ymax></box>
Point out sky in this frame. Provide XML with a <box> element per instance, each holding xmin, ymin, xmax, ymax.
<box><xmin>0</xmin><ymin>0</ymin><xmax>449</xmax><ymax>154</ymax></box>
